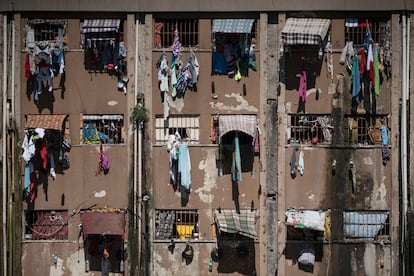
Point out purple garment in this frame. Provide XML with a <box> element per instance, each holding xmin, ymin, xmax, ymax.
<box><xmin>102</xmin><ymin>152</ymin><xmax>110</xmax><ymax>170</ymax></box>
<box><xmin>298</xmin><ymin>71</ymin><xmax>307</xmax><ymax>102</ymax></box>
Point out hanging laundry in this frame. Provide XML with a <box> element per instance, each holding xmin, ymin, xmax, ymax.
<box><xmin>373</xmin><ymin>45</ymin><xmax>380</xmax><ymax>96</ymax></box>
<box><xmin>98</xmin><ymin>143</ymin><xmax>110</xmax><ymax>174</ymax></box>
<box><xmin>170</xmin><ymin>62</ymin><xmax>178</xmax><ymax>99</ymax></box>
<box><xmin>167</xmin><ymin>132</ymin><xmax>181</xmax><ymax>185</ymax></box>
<box><xmin>24</xmin><ymin>162</ymin><xmax>34</xmax><ymax>198</ymax></box>
<box><xmin>50</xmin><ymin>152</ymin><xmax>56</xmax><ymax>180</ymax></box>
<box><xmin>21</xmin><ymin>134</ymin><xmax>36</xmax><ymax>162</ymax></box>
<box><xmin>297</xmin><ymin>70</ymin><xmax>308</xmax><ymax>113</ymax></box>
<box><xmin>351</xmin><ymin>56</ymin><xmax>361</xmax><ymax>101</ymax></box>
<box><xmin>298</xmin><ymin>150</ymin><xmax>304</xmax><ymax>176</ymax></box>
<box><xmin>381</xmin><ymin>125</ymin><xmax>390</xmax><ymax>166</ymax></box>
<box><xmin>39</xmin><ymin>140</ymin><xmax>48</xmax><ymax>170</ymax></box>
<box><xmin>157</xmin><ymin>54</ymin><xmax>169</xmax><ymax>102</ymax></box>
<box><xmin>172</xmin><ymin>26</ymin><xmax>181</xmax><ymax>64</ymax></box>
<box><xmin>231</xmin><ymin>134</ymin><xmax>242</xmax><ymax>182</ymax></box>
<box><xmin>163</xmin><ymin>92</ymin><xmax>169</xmax><ymax>120</ymax></box>
<box><xmin>290</xmin><ymin>147</ymin><xmax>298</xmax><ymax>179</ymax></box>
<box><xmin>178</xmin><ymin>143</ymin><xmax>191</xmax><ymax>190</ymax></box>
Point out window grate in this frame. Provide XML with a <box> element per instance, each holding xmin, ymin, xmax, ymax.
<box><xmin>288</xmin><ymin>114</ymin><xmax>333</xmax><ymax>144</ymax></box>
<box><xmin>343</xmin><ymin>210</ymin><xmax>390</xmax><ymax>242</ymax></box>
<box><xmin>344</xmin><ymin>19</ymin><xmax>388</xmax><ymax>47</ymax></box>
<box><xmin>154</xmin><ymin>19</ymin><xmax>199</xmax><ymax>49</ymax></box>
<box><xmin>155</xmin><ymin>114</ymin><xmax>200</xmax><ymax>144</ymax></box>
<box><xmin>155</xmin><ymin>209</ymin><xmax>199</xmax><ymax>240</ymax></box>
<box><xmin>24</xmin><ymin>210</ymin><xmax>68</xmax><ymax>240</ymax></box>
<box><xmin>343</xmin><ymin>115</ymin><xmax>389</xmax><ymax>145</ymax></box>
<box><xmin>287</xmin><ymin>114</ymin><xmax>390</xmax><ymax>146</ymax></box>
<box><xmin>81</xmin><ymin>114</ymin><xmax>124</xmax><ymax>144</ymax></box>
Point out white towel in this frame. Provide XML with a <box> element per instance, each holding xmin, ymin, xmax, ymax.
<box><xmin>298</xmin><ymin>150</ymin><xmax>305</xmax><ymax>176</ymax></box>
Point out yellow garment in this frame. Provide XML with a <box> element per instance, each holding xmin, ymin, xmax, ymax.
<box><xmin>176</xmin><ymin>225</ymin><xmax>194</xmax><ymax>240</ymax></box>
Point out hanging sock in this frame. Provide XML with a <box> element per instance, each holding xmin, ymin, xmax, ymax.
<box><xmin>289</xmin><ymin>147</ymin><xmax>298</xmax><ymax>179</ymax></box>
<box><xmin>373</xmin><ymin>46</ymin><xmax>380</xmax><ymax>96</ymax></box>
<box><xmin>298</xmin><ymin>150</ymin><xmax>304</xmax><ymax>176</ymax></box>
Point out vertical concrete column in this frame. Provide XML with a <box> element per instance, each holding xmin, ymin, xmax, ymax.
<box><xmin>260</xmin><ymin>12</ymin><xmax>279</xmax><ymax>276</ymax></box>
<box><xmin>276</xmin><ymin>13</ymin><xmax>286</xmax><ymax>276</ymax></box>
<box><xmin>390</xmin><ymin>12</ymin><xmax>401</xmax><ymax>276</ymax></box>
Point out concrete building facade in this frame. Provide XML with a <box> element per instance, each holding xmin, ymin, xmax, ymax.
<box><xmin>0</xmin><ymin>1</ymin><xmax>413</xmax><ymax>276</ymax></box>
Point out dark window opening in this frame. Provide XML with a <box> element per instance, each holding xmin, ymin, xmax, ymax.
<box><xmin>217</xmin><ymin>131</ymin><xmax>254</xmax><ymax>175</ymax></box>
<box><xmin>282</xmin><ymin>46</ymin><xmax>323</xmax><ymax>90</ymax></box>
<box><xmin>85</xmin><ymin>234</ymin><xmax>124</xmax><ymax>273</ymax></box>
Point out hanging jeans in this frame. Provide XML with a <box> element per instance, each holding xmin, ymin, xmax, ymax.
<box><xmin>36</xmin><ymin>67</ymin><xmax>53</xmax><ymax>94</ymax></box>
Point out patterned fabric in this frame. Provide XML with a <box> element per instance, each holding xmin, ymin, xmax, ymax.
<box><xmin>172</xmin><ymin>27</ymin><xmax>181</xmax><ymax>58</ymax></box>
<box><xmin>154</xmin><ymin>22</ymin><xmax>164</xmax><ymax>48</ymax></box>
<box><xmin>214</xmin><ymin>209</ymin><xmax>258</xmax><ymax>239</ymax></box>
<box><xmin>25</xmin><ymin>114</ymin><xmax>68</xmax><ymax>130</ymax></box>
<box><xmin>82</xmin><ymin>19</ymin><xmax>121</xmax><ymax>33</ymax></box>
<box><xmin>218</xmin><ymin>115</ymin><xmax>256</xmax><ymax>140</ymax></box>
<box><xmin>282</xmin><ymin>18</ymin><xmax>331</xmax><ymax>46</ymax></box>
<box><xmin>212</xmin><ymin>19</ymin><xmax>254</xmax><ymax>34</ymax></box>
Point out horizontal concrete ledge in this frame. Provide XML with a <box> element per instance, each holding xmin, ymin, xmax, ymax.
<box><xmin>1</xmin><ymin>0</ymin><xmax>413</xmax><ymax>12</ymax></box>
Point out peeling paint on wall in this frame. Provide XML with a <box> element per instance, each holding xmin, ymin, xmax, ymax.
<box><xmin>49</xmin><ymin>255</ymin><xmax>65</xmax><ymax>276</ymax></box>
<box><xmin>154</xmin><ymin>246</ymin><xmax>201</xmax><ymax>276</ymax></box>
<box><xmin>363</xmin><ymin>243</ymin><xmax>377</xmax><ymax>276</ymax></box>
<box><xmin>209</xmin><ymin>93</ymin><xmax>258</xmax><ymax>112</ymax></box>
<box><xmin>371</xmin><ymin>165</ymin><xmax>388</xmax><ymax>209</ymax></box>
<box><xmin>195</xmin><ymin>149</ymin><xmax>217</xmax><ymax>203</ymax></box>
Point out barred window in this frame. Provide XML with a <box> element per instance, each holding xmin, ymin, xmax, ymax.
<box><xmin>287</xmin><ymin>113</ymin><xmax>390</xmax><ymax>146</ymax></box>
<box><xmin>344</xmin><ymin>18</ymin><xmax>388</xmax><ymax>47</ymax></box>
<box><xmin>155</xmin><ymin>114</ymin><xmax>200</xmax><ymax>144</ymax></box>
<box><xmin>154</xmin><ymin>19</ymin><xmax>199</xmax><ymax>49</ymax></box>
<box><xmin>343</xmin><ymin>210</ymin><xmax>390</xmax><ymax>242</ymax></box>
<box><xmin>155</xmin><ymin>209</ymin><xmax>199</xmax><ymax>240</ymax></box>
<box><xmin>344</xmin><ymin>114</ymin><xmax>389</xmax><ymax>145</ymax></box>
<box><xmin>26</xmin><ymin>19</ymin><xmax>67</xmax><ymax>43</ymax></box>
<box><xmin>80</xmin><ymin>114</ymin><xmax>124</xmax><ymax>145</ymax></box>
<box><xmin>24</xmin><ymin>210</ymin><xmax>68</xmax><ymax>240</ymax></box>
<box><xmin>288</xmin><ymin>114</ymin><xmax>333</xmax><ymax>145</ymax></box>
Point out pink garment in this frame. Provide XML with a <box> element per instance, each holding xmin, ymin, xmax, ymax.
<box><xmin>298</xmin><ymin>71</ymin><xmax>307</xmax><ymax>102</ymax></box>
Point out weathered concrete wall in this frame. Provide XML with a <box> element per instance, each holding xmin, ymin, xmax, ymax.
<box><xmin>1</xmin><ymin>0</ymin><xmax>413</xmax><ymax>12</ymax></box>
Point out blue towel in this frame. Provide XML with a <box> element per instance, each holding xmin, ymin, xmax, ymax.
<box><xmin>178</xmin><ymin>143</ymin><xmax>191</xmax><ymax>190</ymax></box>
<box><xmin>352</xmin><ymin>56</ymin><xmax>361</xmax><ymax>101</ymax></box>
<box><xmin>232</xmin><ymin>135</ymin><xmax>242</xmax><ymax>182</ymax></box>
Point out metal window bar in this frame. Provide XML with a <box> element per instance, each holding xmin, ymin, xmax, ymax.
<box><xmin>288</xmin><ymin>114</ymin><xmax>333</xmax><ymax>144</ymax></box>
<box><xmin>81</xmin><ymin>115</ymin><xmax>124</xmax><ymax>144</ymax></box>
<box><xmin>154</xmin><ymin>19</ymin><xmax>199</xmax><ymax>48</ymax></box>
<box><xmin>344</xmin><ymin>19</ymin><xmax>388</xmax><ymax>47</ymax></box>
<box><xmin>343</xmin><ymin>114</ymin><xmax>389</xmax><ymax>145</ymax></box>
<box><xmin>155</xmin><ymin>114</ymin><xmax>200</xmax><ymax>144</ymax></box>
<box><xmin>33</xmin><ymin>23</ymin><xmax>61</xmax><ymax>42</ymax></box>
<box><xmin>24</xmin><ymin>210</ymin><xmax>68</xmax><ymax>240</ymax></box>
<box><xmin>343</xmin><ymin>211</ymin><xmax>390</xmax><ymax>241</ymax></box>
<box><xmin>155</xmin><ymin>209</ymin><xmax>199</xmax><ymax>240</ymax></box>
